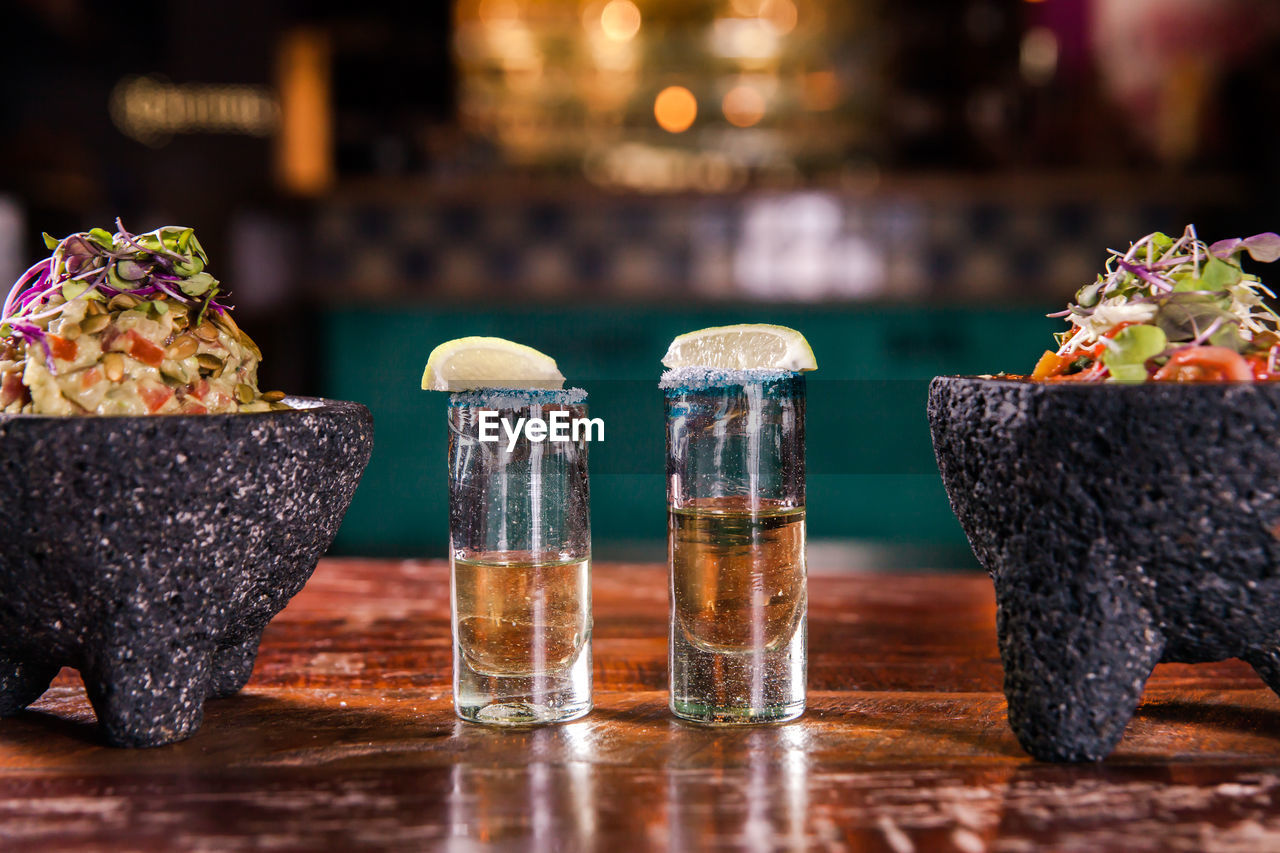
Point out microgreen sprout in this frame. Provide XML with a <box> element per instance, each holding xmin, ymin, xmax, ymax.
<box><xmin>1047</xmin><ymin>225</ymin><xmax>1280</xmax><ymax>380</ymax></box>
<box><xmin>1</xmin><ymin>220</ymin><xmax>229</xmax><ymax>374</ymax></box>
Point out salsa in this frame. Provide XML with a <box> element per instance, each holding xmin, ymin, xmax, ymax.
<box><xmin>1030</xmin><ymin>226</ymin><xmax>1280</xmax><ymax>383</ymax></box>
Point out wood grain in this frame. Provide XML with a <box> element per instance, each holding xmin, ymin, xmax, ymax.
<box><xmin>2</xmin><ymin>560</ymin><xmax>1280</xmax><ymax>851</ymax></box>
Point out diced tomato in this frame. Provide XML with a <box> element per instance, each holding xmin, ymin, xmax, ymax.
<box><xmin>179</xmin><ymin>400</ymin><xmax>208</xmax><ymax>415</ymax></box>
<box><xmin>125</xmin><ymin>330</ymin><xmax>165</xmax><ymax>367</ymax></box>
<box><xmin>47</xmin><ymin>334</ymin><xmax>77</xmax><ymax>362</ymax></box>
<box><xmin>1153</xmin><ymin>346</ymin><xmax>1253</xmax><ymax>382</ymax></box>
<box><xmin>80</xmin><ymin>367</ymin><xmax>102</xmax><ymax>390</ymax></box>
<box><xmin>1249</xmin><ymin>347</ymin><xmax>1280</xmax><ymax>381</ymax></box>
<box><xmin>0</xmin><ymin>371</ymin><xmax>22</xmax><ymax>407</ymax></box>
<box><xmin>1161</xmin><ymin>365</ymin><xmax>1212</xmax><ymax>382</ymax></box>
<box><xmin>138</xmin><ymin>383</ymin><xmax>174</xmax><ymax>413</ymax></box>
<box><xmin>1031</xmin><ymin>350</ymin><xmax>1073</xmax><ymax>380</ymax></box>
<box><xmin>186</xmin><ymin>378</ymin><xmax>210</xmax><ymax>400</ymax></box>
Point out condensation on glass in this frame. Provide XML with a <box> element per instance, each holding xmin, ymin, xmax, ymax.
<box><xmin>664</xmin><ymin>369</ymin><xmax>806</xmax><ymax>724</ymax></box>
<box><xmin>448</xmin><ymin>388</ymin><xmax>592</xmax><ymax>725</ymax></box>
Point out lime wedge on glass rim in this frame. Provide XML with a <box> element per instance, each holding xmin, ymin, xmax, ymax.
<box><xmin>661</xmin><ymin>324</ymin><xmax>817</xmax><ymax>371</ymax></box>
<box><xmin>421</xmin><ymin>336</ymin><xmax>566</xmax><ymax>391</ymax></box>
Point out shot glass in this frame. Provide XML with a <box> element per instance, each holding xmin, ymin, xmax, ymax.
<box><xmin>664</xmin><ymin>369</ymin><xmax>806</xmax><ymax>724</ymax></box>
<box><xmin>448</xmin><ymin>388</ymin><xmax>592</xmax><ymax>725</ymax></box>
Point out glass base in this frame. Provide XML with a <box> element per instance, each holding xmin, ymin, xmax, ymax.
<box><xmin>670</xmin><ymin>698</ymin><xmax>804</xmax><ymax>725</ymax></box>
<box><xmin>669</xmin><ymin>618</ymin><xmax>806</xmax><ymax>726</ymax></box>
<box><xmin>453</xmin><ymin>637</ymin><xmax>592</xmax><ymax>727</ymax></box>
<box><xmin>459</xmin><ymin>698</ymin><xmax>592</xmax><ymax>726</ymax></box>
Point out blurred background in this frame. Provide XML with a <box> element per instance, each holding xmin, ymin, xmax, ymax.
<box><xmin>3</xmin><ymin>0</ymin><xmax>1279</xmax><ymax>564</ymax></box>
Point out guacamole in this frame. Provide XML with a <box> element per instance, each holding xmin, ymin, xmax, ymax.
<box><xmin>0</xmin><ymin>222</ymin><xmax>286</xmax><ymax>415</ymax></box>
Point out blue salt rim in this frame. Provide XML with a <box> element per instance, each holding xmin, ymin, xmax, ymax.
<box><xmin>659</xmin><ymin>367</ymin><xmax>801</xmax><ymax>393</ymax></box>
<box><xmin>449</xmin><ymin>387</ymin><xmax>587</xmax><ymax>409</ymax></box>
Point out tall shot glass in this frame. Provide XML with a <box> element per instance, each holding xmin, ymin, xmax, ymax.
<box><xmin>664</xmin><ymin>369</ymin><xmax>806</xmax><ymax>724</ymax></box>
<box><xmin>448</xmin><ymin>388</ymin><xmax>592</xmax><ymax>725</ymax></box>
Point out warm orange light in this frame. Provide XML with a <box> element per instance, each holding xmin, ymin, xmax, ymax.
<box><xmin>654</xmin><ymin>86</ymin><xmax>697</xmax><ymax>133</ymax></box>
<box><xmin>275</xmin><ymin>27</ymin><xmax>332</xmax><ymax>196</ymax></box>
<box><xmin>722</xmin><ymin>85</ymin><xmax>765</xmax><ymax>127</ymax></box>
<box><xmin>760</xmin><ymin>0</ymin><xmax>797</xmax><ymax>35</ymax></box>
<box><xmin>600</xmin><ymin>0</ymin><xmax>641</xmax><ymax>42</ymax></box>
<box><xmin>478</xmin><ymin>0</ymin><xmax>520</xmax><ymax>24</ymax></box>
<box><xmin>802</xmin><ymin>70</ymin><xmax>840</xmax><ymax>111</ymax></box>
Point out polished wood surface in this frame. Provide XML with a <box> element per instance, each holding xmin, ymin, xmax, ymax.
<box><xmin>3</xmin><ymin>560</ymin><xmax>1280</xmax><ymax>851</ymax></box>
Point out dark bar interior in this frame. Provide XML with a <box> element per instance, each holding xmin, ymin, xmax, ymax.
<box><xmin>4</xmin><ymin>1</ymin><xmax>1280</xmax><ymax>848</ymax></box>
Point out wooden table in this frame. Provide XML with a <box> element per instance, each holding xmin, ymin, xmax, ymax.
<box><xmin>3</xmin><ymin>560</ymin><xmax>1280</xmax><ymax>851</ymax></box>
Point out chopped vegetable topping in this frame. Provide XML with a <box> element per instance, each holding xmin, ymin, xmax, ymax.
<box><xmin>0</xmin><ymin>221</ymin><xmax>289</xmax><ymax>414</ymax></box>
<box><xmin>1032</xmin><ymin>225</ymin><xmax>1280</xmax><ymax>382</ymax></box>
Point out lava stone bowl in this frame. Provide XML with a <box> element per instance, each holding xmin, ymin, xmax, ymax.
<box><xmin>0</xmin><ymin>397</ymin><xmax>372</xmax><ymax>747</ymax></box>
<box><xmin>929</xmin><ymin>376</ymin><xmax>1280</xmax><ymax>762</ymax></box>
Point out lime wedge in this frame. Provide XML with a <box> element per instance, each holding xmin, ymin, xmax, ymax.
<box><xmin>661</xmin><ymin>324</ymin><xmax>817</xmax><ymax>371</ymax></box>
<box><xmin>421</xmin><ymin>337</ymin><xmax>566</xmax><ymax>391</ymax></box>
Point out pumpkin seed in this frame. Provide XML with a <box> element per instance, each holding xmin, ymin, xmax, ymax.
<box><xmin>235</xmin><ymin>383</ymin><xmax>255</xmax><ymax>404</ymax></box>
<box><xmin>269</xmin><ymin>401</ymin><xmax>291</xmax><ymax>411</ymax></box>
<box><xmin>239</xmin><ymin>333</ymin><xmax>262</xmax><ymax>360</ymax></box>
<box><xmin>103</xmin><ymin>352</ymin><xmax>125</xmax><ymax>382</ymax></box>
<box><xmin>108</xmin><ymin>293</ymin><xmax>140</xmax><ymax>311</ymax></box>
<box><xmin>194</xmin><ymin>322</ymin><xmax>219</xmax><ymax>342</ymax></box>
<box><xmin>166</xmin><ymin>336</ymin><xmax>199</xmax><ymax>361</ymax></box>
<box><xmin>85</xmin><ymin>300</ymin><xmax>106</xmax><ymax>316</ymax></box>
<box><xmin>80</xmin><ymin>313</ymin><xmax>111</xmax><ymax>334</ymax></box>
<box><xmin>60</xmin><ymin>321</ymin><xmax>82</xmax><ymax>341</ymax></box>
<box><xmin>214</xmin><ymin>310</ymin><xmax>241</xmax><ymax>335</ymax></box>
<box><xmin>196</xmin><ymin>353</ymin><xmax>223</xmax><ymax>372</ymax></box>
<box><xmin>261</xmin><ymin>390</ymin><xmax>286</xmax><ymax>402</ymax></box>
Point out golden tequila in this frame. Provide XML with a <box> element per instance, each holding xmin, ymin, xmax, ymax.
<box><xmin>453</xmin><ymin>553</ymin><xmax>591</xmax><ymax>677</ymax></box>
<box><xmin>670</xmin><ymin>498</ymin><xmax>806</xmax><ymax>654</ymax></box>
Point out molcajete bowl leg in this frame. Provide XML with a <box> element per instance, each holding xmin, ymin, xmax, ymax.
<box><xmin>928</xmin><ymin>376</ymin><xmax>1280</xmax><ymax>761</ymax></box>
<box><xmin>0</xmin><ymin>398</ymin><xmax>373</xmax><ymax>747</ymax></box>
<box><xmin>992</xmin><ymin>546</ymin><xmax>1166</xmax><ymax>762</ymax></box>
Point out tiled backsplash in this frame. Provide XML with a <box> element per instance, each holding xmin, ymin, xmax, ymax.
<box><xmin>311</xmin><ymin>191</ymin><xmax>1179</xmax><ymax>302</ymax></box>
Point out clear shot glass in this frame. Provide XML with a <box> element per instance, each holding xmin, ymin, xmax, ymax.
<box><xmin>448</xmin><ymin>388</ymin><xmax>592</xmax><ymax>725</ymax></box>
<box><xmin>663</xmin><ymin>369</ymin><xmax>806</xmax><ymax>724</ymax></box>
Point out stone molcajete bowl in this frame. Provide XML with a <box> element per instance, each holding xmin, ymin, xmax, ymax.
<box><xmin>0</xmin><ymin>398</ymin><xmax>372</xmax><ymax>747</ymax></box>
<box><xmin>929</xmin><ymin>376</ymin><xmax>1280</xmax><ymax>762</ymax></box>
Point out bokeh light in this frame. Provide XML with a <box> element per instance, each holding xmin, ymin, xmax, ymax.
<box><xmin>728</xmin><ymin>0</ymin><xmax>796</xmax><ymax>34</ymax></box>
<box><xmin>654</xmin><ymin>86</ymin><xmax>698</xmax><ymax>133</ymax></box>
<box><xmin>1020</xmin><ymin>26</ymin><xmax>1058</xmax><ymax>85</ymax></box>
<box><xmin>477</xmin><ymin>0</ymin><xmax>520</xmax><ymax>25</ymax></box>
<box><xmin>722</xmin><ymin>84</ymin><xmax>766</xmax><ymax>127</ymax></box>
<box><xmin>599</xmin><ymin>0</ymin><xmax>642</xmax><ymax>42</ymax></box>
<box><xmin>760</xmin><ymin>0</ymin><xmax>797</xmax><ymax>35</ymax></box>
<box><xmin>802</xmin><ymin>70</ymin><xmax>840</xmax><ymax>110</ymax></box>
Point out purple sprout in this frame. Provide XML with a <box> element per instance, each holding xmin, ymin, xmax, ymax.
<box><xmin>1</xmin><ymin>221</ymin><xmax>232</xmax><ymax>376</ymax></box>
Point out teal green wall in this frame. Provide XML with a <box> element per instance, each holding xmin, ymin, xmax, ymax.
<box><xmin>319</xmin><ymin>306</ymin><xmax>1057</xmax><ymax>557</ymax></box>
